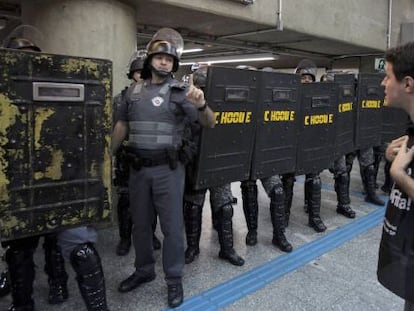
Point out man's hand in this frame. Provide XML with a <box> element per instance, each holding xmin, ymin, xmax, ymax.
<box><xmin>185</xmin><ymin>74</ymin><xmax>205</xmax><ymax>108</ymax></box>
<box><xmin>389</xmin><ymin>135</ymin><xmax>414</xmax><ymax>199</ymax></box>
<box><xmin>386</xmin><ymin>135</ymin><xmax>408</xmax><ymax>162</ymax></box>
<box><xmin>390</xmin><ymin>136</ymin><xmax>414</xmax><ymax>179</ymax></box>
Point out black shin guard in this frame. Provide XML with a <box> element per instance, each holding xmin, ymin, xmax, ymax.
<box><xmin>116</xmin><ymin>192</ymin><xmax>132</xmax><ymax>255</ymax></box>
<box><xmin>184</xmin><ymin>201</ymin><xmax>203</xmax><ymax>263</ymax></box>
<box><xmin>334</xmin><ymin>173</ymin><xmax>355</xmax><ymax>218</ymax></box>
<box><xmin>363</xmin><ymin>165</ymin><xmax>385</xmax><ymax>206</ymax></box>
<box><xmin>241</xmin><ymin>180</ymin><xmax>258</xmax><ymax>245</ymax></box>
<box><xmin>306</xmin><ymin>175</ymin><xmax>327</xmax><ymax>232</ymax></box>
<box><xmin>218</xmin><ymin>203</ymin><xmax>245</xmax><ymax>266</ymax></box>
<box><xmin>269</xmin><ymin>185</ymin><xmax>292</xmax><ymax>252</ymax></box>
<box><xmin>44</xmin><ymin>234</ymin><xmax>69</xmax><ymax>304</ymax></box>
<box><xmin>6</xmin><ymin>247</ymin><xmax>36</xmax><ymax>310</ymax></box>
<box><xmin>70</xmin><ymin>243</ymin><xmax>108</xmax><ymax>311</ymax></box>
<box><xmin>281</xmin><ymin>174</ymin><xmax>295</xmax><ymax>226</ymax></box>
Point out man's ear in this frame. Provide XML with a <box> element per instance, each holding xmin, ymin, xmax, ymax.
<box><xmin>404</xmin><ymin>76</ymin><xmax>414</xmax><ymax>93</ymax></box>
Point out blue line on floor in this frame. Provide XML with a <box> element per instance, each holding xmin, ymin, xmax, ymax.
<box><xmin>166</xmin><ymin>206</ymin><xmax>386</xmax><ymax>311</ymax></box>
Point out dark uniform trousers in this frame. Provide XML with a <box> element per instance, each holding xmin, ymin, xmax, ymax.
<box><xmin>129</xmin><ymin>163</ymin><xmax>185</xmax><ymax>285</ymax></box>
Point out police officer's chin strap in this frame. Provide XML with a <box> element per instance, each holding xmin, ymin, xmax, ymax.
<box><xmin>151</xmin><ymin>65</ymin><xmax>171</xmax><ymax>78</ymax></box>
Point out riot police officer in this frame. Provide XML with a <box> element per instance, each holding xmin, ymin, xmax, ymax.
<box><xmin>321</xmin><ymin>72</ymin><xmax>356</xmax><ymax>219</ymax></box>
<box><xmin>3</xmin><ymin>37</ymin><xmax>109</xmax><ymax>311</ymax></box>
<box><xmin>332</xmin><ymin>155</ymin><xmax>357</xmax><ymax>218</ymax></box>
<box><xmin>183</xmin><ymin>66</ymin><xmax>245</xmax><ymax>266</ymax></box>
<box><xmin>241</xmin><ymin>177</ymin><xmax>293</xmax><ymax>252</ymax></box>
<box><xmin>344</xmin><ymin>73</ymin><xmax>384</xmax><ymax>206</ymax></box>
<box><xmin>113</xmin><ymin>57</ymin><xmax>161</xmax><ymax>256</ymax></box>
<box><xmin>112</xmin><ymin>28</ymin><xmax>215</xmax><ymax>308</ymax></box>
<box><xmin>282</xmin><ymin>60</ymin><xmax>327</xmax><ymax>232</ymax></box>
<box><xmin>346</xmin><ymin>148</ymin><xmax>385</xmax><ymax>205</ymax></box>
<box><xmin>3</xmin><ymin>37</ymin><xmax>69</xmax><ymax>311</ymax></box>
<box><xmin>240</xmin><ymin>66</ymin><xmax>292</xmax><ymax>252</ymax></box>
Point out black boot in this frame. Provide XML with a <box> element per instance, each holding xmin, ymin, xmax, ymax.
<box><xmin>282</xmin><ymin>174</ymin><xmax>295</xmax><ymax>227</ymax></box>
<box><xmin>363</xmin><ymin>165</ymin><xmax>385</xmax><ymax>206</ymax></box>
<box><xmin>334</xmin><ymin>173</ymin><xmax>356</xmax><ymax>218</ymax></box>
<box><xmin>70</xmin><ymin>243</ymin><xmax>109</xmax><ymax>311</ymax></box>
<box><xmin>381</xmin><ymin>160</ymin><xmax>393</xmax><ymax>194</ymax></box>
<box><xmin>152</xmin><ymin>215</ymin><xmax>161</xmax><ymax>250</ymax></box>
<box><xmin>184</xmin><ymin>201</ymin><xmax>203</xmax><ymax>264</ymax></box>
<box><xmin>6</xmin><ymin>247</ymin><xmax>36</xmax><ymax>311</ymax></box>
<box><xmin>307</xmin><ymin>175</ymin><xmax>327</xmax><ymax>232</ymax></box>
<box><xmin>217</xmin><ymin>204</ymin><xmax>245</xmax><ymax>266</ymax></box>
<box><xmin>167</xmin><ymin>283</ymin><xmax>183</xmax><ymax>308</ymax></box>
<box><xmin>44</xmin><ymin>235</ymin><xmax>69</xmax><ymax>304</ymax></box>
<box><xmin>241</xmin><ymin>180</ymin><xmax>258</xmax><ymax>246</ymax></box>
<box><xmin>116</xmin><ymin>192</ymin><xmax>132</xmax><ymax>256</ymax></box>
<box><xmin>270</xmin><ymin>186</ymin><xmax>293</xmax><ymax>252</ymax></box>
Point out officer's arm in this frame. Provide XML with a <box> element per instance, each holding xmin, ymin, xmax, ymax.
<box><xmin>111</xmin><ymin>120</ymin><xmax>128</xmax><ymax>154</ymax></box>
<box><xmin>198</xmin><ymin>105</ymin><xmax>216</xmax><ymax>128</ymax></box>
<box><xmin>390</xmin><ymin>136</ymin><xmax>414</xmax><ymax>199</ymax></box>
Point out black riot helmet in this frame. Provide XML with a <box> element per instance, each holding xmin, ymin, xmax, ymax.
<box><xmin>6</xmin><ymin>37</ymin><xmax>41</xmax><ymax>52</ymax></box>
<box><xmin>141</xmin><ymin>28</ymin><xmax>184</xmax><ymax>79</ymax></box>
<box><xmin>295</xmin><ymin>59</ymin><xmax>317</xmax><ymax>82</ymax></box>
<box><xmin>127</xmin><ymin>58</ymin><xmax>144</xmax><ymax>79</ymax></box>
<box><xmin>193</xmin><ymin>66</ymin><xmax>208</xmax><ymax>89</ymax></box>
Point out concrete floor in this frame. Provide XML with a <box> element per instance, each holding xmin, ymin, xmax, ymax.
<box><xmin>0</xmin><ymin>160</ymin><xmax>404</xmax><ymax>311</ymax></box>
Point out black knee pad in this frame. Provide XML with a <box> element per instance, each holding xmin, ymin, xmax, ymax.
<box><xmin>220</xmin><ymin>203</ymin><xmax>234</xmax><ymax>220</ymax></box>
<box><xmin>70</xmin><ymin>243</ymin><xmax>102</xmax><ymax>284</ymax></box>
<box><xmin>311</xmin><ymin>175</ymin><xmax>321</xmax><ymax>187</ymax></box>
<box><xmin>184</xmin><ymin>200</ymin><xmax>203</xmax><ymax>217</ymax></box>
<box><xmin>43</xmin><ymin>234</ymin><xmax>59</xmax><ymax>250</ymax></box>
<box><xmin>6</xmin><ymin>247</ymin><xmax>35</xmax><ymax>266</ymax></box>
<box><xmin>281</xmin><ymin>174</ymin><xmax>295</xmax><ymax>186</ymax></box>
<box><xmin>241</xmin><ymin>180</ymin><xmax>257</xmax><ymax>192</ymax></box>
<box><xmin>336</xmin><ymin>173</ymin><xmax>348</xmax><ymax>186</ymax></box>
<box><xmin>269</xmin><ymin>183</ymin><xmax>284</xmax><ymax>202</ymax></box>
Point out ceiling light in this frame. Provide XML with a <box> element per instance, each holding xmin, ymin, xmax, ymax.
<box><xmin>180</xmin><ymin>53</ymin><xmax>277</xmax><ymax>66</ymax></box>
<box><xmin>182</xmin><ymin>48</ymin><xmax>204</xmax><ymax>54</ymax></box>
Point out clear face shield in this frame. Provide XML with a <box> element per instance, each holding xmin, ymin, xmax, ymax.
<box><xmin>2</xmin><ymin>24</ymin><xmax>45</xmax><ymax>51</ymax></box>
<box><xmin>147</xmin><ymin>27</ymin><xmax>184</xmax><ymax>59</ymax></box>
<box><xmin>126</xmin><ymin>49</ymin><xmax>147</xmax><ymax>79</ymax></box>
<box><xmin>294</xmin><ymin>59</ymin><xmax>317</xmax><ymax>82</ymax></box>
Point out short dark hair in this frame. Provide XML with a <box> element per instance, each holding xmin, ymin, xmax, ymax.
<box><xmin>385</xmin><ymin>41</ymin><xmax>414</xmax><ymax>81</ymax></box>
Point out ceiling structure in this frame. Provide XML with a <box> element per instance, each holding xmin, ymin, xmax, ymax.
<box><xmin>0</xmin><ymin>1</ymin><xmax>384</xmax><ymax>70</ymax></box>
<box><xmin>133</xmin><ymin>2</ymin><xmax>384</xmax><ymax>70</ymax></box>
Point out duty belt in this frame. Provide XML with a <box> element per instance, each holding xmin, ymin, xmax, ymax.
<box><xmin>122</xmin><ymin>146</ymin><xmax>178</xmax><ymax>170</ymax></box>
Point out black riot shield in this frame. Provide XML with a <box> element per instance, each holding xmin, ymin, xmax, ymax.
<box><xmin>333</xmin><ymin>74</ymin><xmax>356</xmax><ymax>159</ymax></box>
<box><xmin>296</xmin><ymin>82</ymin><xmax>338</xmax><ymax>174</ymax></box>
<box><xmin>192</xmin><ymin>66</ymin><xmax>258</xmax><ymax>189</ymax></box>
<box><xmin>0</xmin><ymin>49</ymin><xmax>112</xmax><ymax>241</ymax></box>
<box><xmin>251</xmin><ymin>72</ymin><xmax>300</xmax><ymax>179</ymax></box>
<box><xmin>381</xmin><ymin>105</ymin><xmax>409</xmax><ymax>143</ymax></box>
<box><xmin>355</xmin><ymin>73</ymin><xmax>384</xmax><ymax>149</ymax></box>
